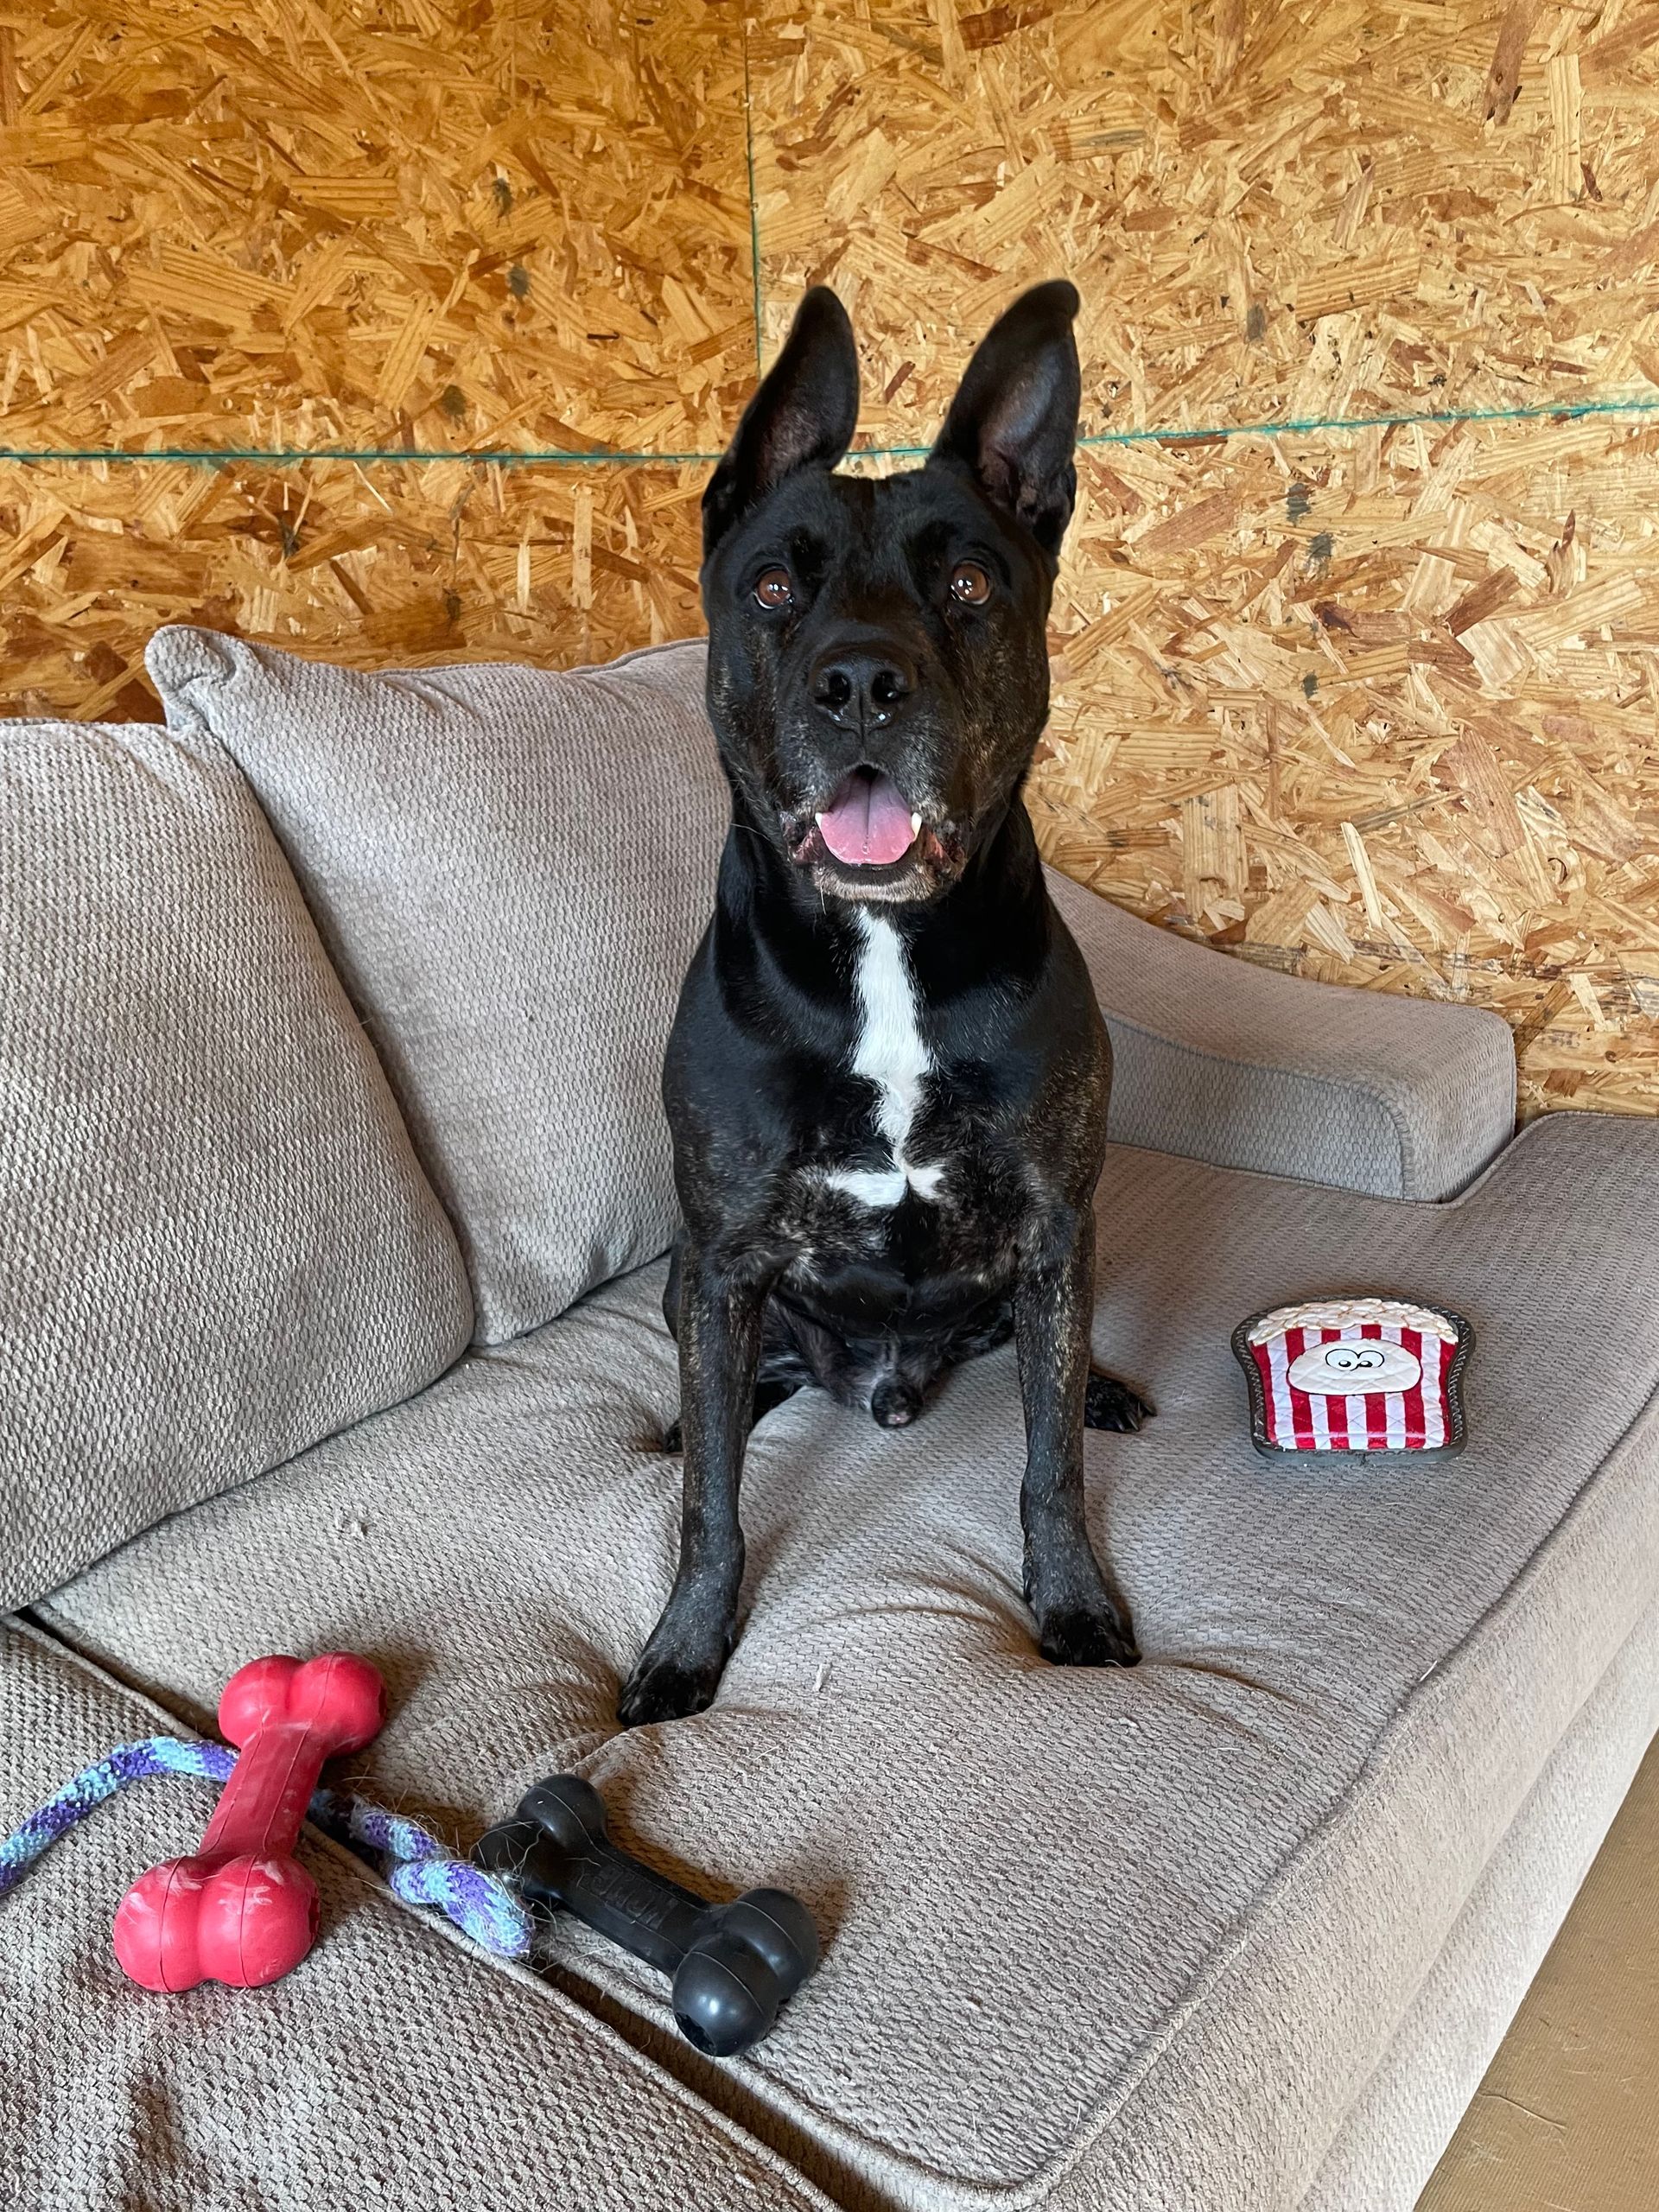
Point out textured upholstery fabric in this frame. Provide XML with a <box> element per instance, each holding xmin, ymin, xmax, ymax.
<box><xmin>0</xmin><ymin>715</ymin><xmax>471</xmax><ymax>1614</ymax></box>
<box><xmin>1299</xmin><ymin>1599</ymin><xmax>1659</xmax><ymax>2212</ymax></box>
<box><xmin>1046</xmin><ymin>870</ymin><xmax>1516</xmax><ymax>1201</ymax></box>
<box><xmin>43</xmin><ymin>1109</ymin><xmax>1659</xmax><ymax>2211</ymax></box>
<box><xmin>146</xmin><ymin>626</ymin><xmax>728</xmax><ymax>1344</ymax></box>
<box><xmin>0</xmin><ymin>1621</ymin><xmax>836</xmax><ymax>2212</ymax></box>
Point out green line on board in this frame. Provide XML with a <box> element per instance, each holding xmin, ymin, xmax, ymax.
<box><xmin>0</xmin><ymin>445</ymin><xmax>725</xmax><ymax>466</ymax></box>
<box><xmin>1114</xmin><ymin>391</ymin><xmax>1659</xmax><ymax>442</ymax></box>
<box><xmin>741</xmin><ymin>16</ymin><xmax>764</xmax><ymax>380</ymax></box>
<box><xmin>869</xmin><ymin>391</ymin><xmax>1659</xmax><ymax>460</ymax></box>
<box><xmin>3</xmin><ymin>391</ymin><xmax>1657</xmax><ymax>470</ymax></box>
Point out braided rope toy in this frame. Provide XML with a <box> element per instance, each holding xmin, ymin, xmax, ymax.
<box><xmin>0</xmin><ymin>1736</ymin><xmax>535</xmax><ymax>1961</ymax></box>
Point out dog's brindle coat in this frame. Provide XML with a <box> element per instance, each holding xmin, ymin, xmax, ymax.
<box><xmin>619</xmin><ymin>282</ymin><xmax>1150</xmax><ymax>1728</ymax></box>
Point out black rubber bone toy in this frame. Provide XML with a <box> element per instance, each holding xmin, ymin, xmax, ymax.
<box><xmin>475</xmin><ymin>1776</ymin><xmax>819</xmax><ymax>2057</ymax></box>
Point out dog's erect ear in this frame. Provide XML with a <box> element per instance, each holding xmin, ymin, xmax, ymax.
<box><xmin>931</xmin><ymin>281</ymin><xmax>1081</xmax><ymax>557</ymax></box>
<box><xmin>702</xmin><ymin>288</ymin><xmax>859</xmax><ymax>556</ymax></box>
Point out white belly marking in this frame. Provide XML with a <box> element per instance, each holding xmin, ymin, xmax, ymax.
<box><xmin>823</xmin><ymin>912</ymin><xmax>945</xmax><ymax>1208</ymax></box>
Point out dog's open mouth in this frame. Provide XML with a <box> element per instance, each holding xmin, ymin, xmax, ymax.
<box><xmin>813</xmin><ymin>766</ymin><xmax>919</xmax><ymax>868</ymax></box>
<box><xmin>786</xmin><ymin>767</ymin><xmax>963</xmax><ymax>896</ymax></box>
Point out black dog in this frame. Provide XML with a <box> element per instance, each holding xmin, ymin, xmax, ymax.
<box><xmin>619</xmin><ymin>282</ymin><xmax>1149</xmax><ymax>1728</ymax></box>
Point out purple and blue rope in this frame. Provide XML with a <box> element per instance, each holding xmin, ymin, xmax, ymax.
<box><xmin>309</xmin><ymin>1788</ymin><xmax>533</xmax><ymax>1957</ymax></box>
<box><xmin>0</xmin><ymin>1738</ymin><xmax>534</xmax><ymax>1961</ymax></box>
<box><xmin>0</xmin><ymin>1738</ymin><xmax>233</xmax><ymax>1893</ymax></box>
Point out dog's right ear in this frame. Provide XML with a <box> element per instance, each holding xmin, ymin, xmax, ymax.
<box><xmin>702</xmin><ymin>289</ymin><xmax>859</xmax><ymax>557</ymax></box>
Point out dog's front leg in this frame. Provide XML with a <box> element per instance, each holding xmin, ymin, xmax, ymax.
<box><xmin>619</xmin><ymin>1247</ymin><xmax>766</xmax><ymax>1726</ymax></box>
<box><xmin>1015</xmin><ymin>1206</ymin><xmax>1139</xmax><ymax>1668</ymax></box>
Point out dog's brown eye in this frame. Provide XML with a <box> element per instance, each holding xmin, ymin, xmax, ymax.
<box><xmin>950</xmin><ymin>562</ymin><xmax>991</xmax><ymax>605</ymax></box>
<box><xmin>753</xmin><ymin>566</ymin><xmax>793</xmax><ymax>610</ymax></box>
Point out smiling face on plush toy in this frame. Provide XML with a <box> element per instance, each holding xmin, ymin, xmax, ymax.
<box><xmin>1236</xmin><ymin>1295</ymin><xmax>1471</xmax><ymax>1459</ymax></box>
<box><xmin>1286</xmin><ymin>1338</ymin><xmax>1423</xmax><ymax>1395</ymax></box>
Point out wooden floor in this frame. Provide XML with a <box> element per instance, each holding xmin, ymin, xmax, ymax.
<box><xmin>4</xmin><ymin>4</ymin><xmax>1659</xmax><ymax>1116</ymax></box>
<box><xmin>1421</xmin><ymin>1732</ymin><xmax>1659</xmax><ymax>2211</ymax></box>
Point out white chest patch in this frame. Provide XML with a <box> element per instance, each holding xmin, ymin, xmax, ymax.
<box><xmin>823</xmin><ymin>912</ymin><xmax>945</xmax><ymax>1208</ymax></box>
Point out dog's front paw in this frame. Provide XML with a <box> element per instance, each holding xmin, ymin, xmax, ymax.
<box><xmin>1037</xmin><ymin>1597</ymin><xmax>1140</xmax><ymax>1669</ymax></box>
<box><xmin>1084</xmin><ymin>1372</ymin><xmax>1154</xmax><ymax>1433</ymax></box>
<box><xmin>617</xmin><ymin>1649</ymin><xmax>725</xmax><ymax>1727</ymax></box>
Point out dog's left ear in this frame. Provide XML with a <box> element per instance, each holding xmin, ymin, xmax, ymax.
<box><xmin>702</xmin><ymin>288</ymin><xmax>860</xmax><ymax>557</ymax></box>
<box><xmin>931</xmin><ymin>281</ymin><xmax>1081</xmax><ymax>557</ymax></box>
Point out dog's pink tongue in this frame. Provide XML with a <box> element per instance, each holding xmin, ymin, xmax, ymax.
<box><xmin>817</xmin><ymin>772</ymin><xmax>916</xmax><ymax>866</ymax></box>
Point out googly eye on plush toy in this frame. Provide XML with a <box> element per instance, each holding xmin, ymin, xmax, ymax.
<box><xmin>1287</xmin><ymin>1338</ymin><xmax>1423</xmax><ymax>1394</ymax></box>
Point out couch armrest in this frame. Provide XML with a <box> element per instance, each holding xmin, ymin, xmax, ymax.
<box><xmin>1046</xmin><ymin>871</ymin><xmax>1516</xmax><ymax>1201</ymax></box>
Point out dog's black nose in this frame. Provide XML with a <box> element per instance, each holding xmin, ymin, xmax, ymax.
<box><xmin>810</xmin><ymin>644</ymin><xmax>916</xmax><ymax>731</ymax></box>
<box><xmin>870</xmin><ymin>1377</ymin><xmax>921</xmax><ymax>1428</ymax></box>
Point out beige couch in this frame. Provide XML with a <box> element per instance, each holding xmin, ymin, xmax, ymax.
<box><xmin>4</xmin><ymin>630</ymin><xmax>1656</xmax><ymax>2212</ymax></box>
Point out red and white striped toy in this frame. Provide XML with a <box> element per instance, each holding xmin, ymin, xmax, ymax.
<box><xmin>1232</xmin><ymin>1297</ymin><xmax>1472</xmax><ymax>1459</ymax></box>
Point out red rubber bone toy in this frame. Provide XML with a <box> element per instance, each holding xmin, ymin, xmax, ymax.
<box><xmin>113</xmin><ymin>1653</ymin><xmax>385</xmax><ymax>1992</ymax></box>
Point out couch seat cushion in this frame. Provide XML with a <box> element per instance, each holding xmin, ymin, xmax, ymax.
<box><xmin>41</xmin><ymin>1112</ymin><xmax>1659</xmax><ymax>2210</ymax></box>
<box><xmin>145</xmin><ymin>628</ymin><xmax>728</xmax><ymax>1344</ymax></box>
<box><xmin>0</xmin><ymin>714</ymin><xmax>471</xmax><ymax>1612</ymax></box>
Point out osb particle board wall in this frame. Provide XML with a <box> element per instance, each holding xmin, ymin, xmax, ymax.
<box><xmin>3</xmin><ymin>1</ymin><xmax>1659</xmax><ymax>1120</ymax></box>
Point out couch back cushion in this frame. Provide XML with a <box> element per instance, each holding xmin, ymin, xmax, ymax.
<box><xmin>147</xmin><ymin>629</ymin><xmax>727</xmax><ymax>1344</ymax></box>
<box><xmin>0</xmin><ymin>716</ymin><xmax>473</xmax><ymax>1612</ymax></box>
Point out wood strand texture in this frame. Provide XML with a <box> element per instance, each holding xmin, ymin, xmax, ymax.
<box><xmin>3</xmin><ymin>0</ymin><xmax>1659</xmax><ymax>1118</ymax></box>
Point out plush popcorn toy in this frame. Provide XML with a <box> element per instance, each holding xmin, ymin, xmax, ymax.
<box><xmin>1232</xmin><ymin>1296</ymin><xmax>1472</xmax><ymax>1459</ymax></box>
